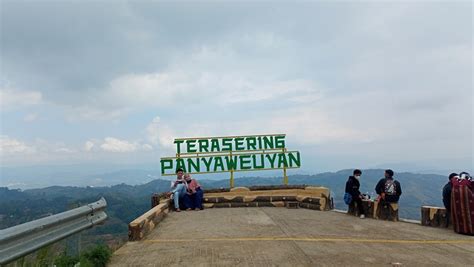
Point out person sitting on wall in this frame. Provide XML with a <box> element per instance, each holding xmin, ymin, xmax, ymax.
<box><xmin>345</xmin><ymin>169</ymin><xmax>366</xmax><ymax>219</ymax></box>
<box><xmin>442</xmin><ymin>173</ymin><xmax>458</xmax><ymax>226</ymax></box>
<box><xmin>169</xmin><ymin>168</ymin><xmax>187</xmax><ymax>212</ymax></box>
<box><xmin>183</xmin><ymin>173</ymin><xmax>204</xmax><ymax>211</ymax></box>
<box><xmin>375</xmin><ymin>169</ymin><xmax>402</xmax><ymax>204</ymax></box>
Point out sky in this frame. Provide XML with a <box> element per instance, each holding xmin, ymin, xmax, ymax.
<box><xmin>0</xmin><ymin>1</ymin><xmax>472</xmax><ymax>176</ymax></box>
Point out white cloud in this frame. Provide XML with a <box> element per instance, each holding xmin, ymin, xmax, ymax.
<box><xmin>84</xmin><ymin>140</ymin><xmax>95</xmax><ymax>151</ymax></box>
<box><xmin>100</xmin><ymin>137</ymin><xmax>138</xmax><ymax>153</ymax></box>
<box><xmin>141</xmin><ymin>144</ymin><xmax>153</xmax><ymax>151</ymax></box>
<box><xmin>65</xmin><ymin>106</ymin><xmax>129</xmax><ymax>122</ymax></box>
<box><xmin>0</xmin><ymin>88</ymin><xmax>42</xmax><ymax>110</ymax></box>
<box><xmin>55</xmin><ymin>147</ymin><xmax>75</xmax><ymax>153</ymax></box>
<box><xmin>0</xmin><ymin>135</ymin><xmax>36</xmax><ymax>154</ymax></box>
<box><xmin>90</xmin><ymin>70</ymin><xmax>324</xmax><ymax>114</ymax></box>
<box><xmin>146</xmin><ymin>116</ymin><xmax>175</xmax><ymax>148</ymax></box>
<box><xmin>99</xmin><ymin>137</ymin><xmax>153</xmax><ymax>153</ymax></box>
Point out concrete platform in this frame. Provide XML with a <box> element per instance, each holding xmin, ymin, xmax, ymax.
<box><xmin>110</xmin><ymin>208</ymin><xmax>474</xmax><ymax>266</ymax></box>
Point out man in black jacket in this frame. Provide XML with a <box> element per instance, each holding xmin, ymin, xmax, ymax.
<box><xmin>375</xmin><ymin>169</ymin><xmax>402</xmax><ymax>203</ymax></box>
<box><xmin>345</xmin><ymin>169</ymin><xmax>366</xmax><ymax>218</ymax></box>
<box><xmin>443</xmin><ymin>173</ymin><xmax>458</xmax><ymax>225</ymax></box>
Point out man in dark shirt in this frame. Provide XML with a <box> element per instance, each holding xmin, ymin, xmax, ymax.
<box><xmin>375</xmin><ymin>169</ymin><xmax>402</xmax><ymax>203</ymax></box>
<box><xmin>345</xmin><ymin>169</ymin><xmax>366</xmax><ymax>218</ymax></box>
<box><xmin>443</xmin><ymin>173</ymin><xmax>458</xmax><ymax>222</ymax></box>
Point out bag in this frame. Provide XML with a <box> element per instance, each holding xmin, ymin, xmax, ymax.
<box><xmin>344</xmin><ymin>192</ymin><xmax>352</xmax><ymax>205</ymax></box>
<box><xmin>384</xmin><ymin>179</ymin><xmax>397</xmax><ymax>196</ymax></box>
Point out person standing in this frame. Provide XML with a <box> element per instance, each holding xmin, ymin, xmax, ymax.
<box><xmin>375</xmin><ymin>169</ymin><xmax>402</xmax><ymax>203</ymax></box>
<box><xmin>345</xmin><ymin>169</ymin><xmax>366</xmax><ymax>219</ymax></box>
<box><xmin>443</xmin><ymin>173</ymin><xmax>458</xmax><ymax>225</ymax></box>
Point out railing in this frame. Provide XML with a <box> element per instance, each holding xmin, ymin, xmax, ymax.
<box><xmin>0</xmin><ymin>197</ymin><xmax>107</xmax><ymax>265</ymax></box>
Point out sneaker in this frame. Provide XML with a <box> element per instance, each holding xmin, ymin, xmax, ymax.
<box><xmin>176</xmin><ymin>208</ymin><xmax>181</xmax><ymax>212</ymax></box>
<box><xmin>360</xmin><ymin>214</ymin><xmax>365</xmax><ymax>219</ymax></box>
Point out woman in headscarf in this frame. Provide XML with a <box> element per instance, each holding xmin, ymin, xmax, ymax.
<box><xmin>183</xmin><ymin>173</ymin><xmax>204</xmax><ymax>211</ymax></box>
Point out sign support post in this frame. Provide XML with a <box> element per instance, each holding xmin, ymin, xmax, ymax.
<box><xmin>283</xmin><ymin>147</ymin><xmax>288</xmax><ymax>185</ymax></box>
<box><xmin>230</xmin><ymin>151</ymin><xmax>234</xmax><ymax>188</ymax></box>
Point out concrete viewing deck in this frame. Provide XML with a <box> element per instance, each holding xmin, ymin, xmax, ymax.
<box><xmin>110</xmin><ymin>208</ymin><xmax>474</xmax><ymax>266</ymax></box>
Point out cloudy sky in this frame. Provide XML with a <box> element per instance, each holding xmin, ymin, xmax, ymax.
<box><xmin>0</xmin><ymin>1</ymin><xmax>472</xmax><ymax>173</ymax></box>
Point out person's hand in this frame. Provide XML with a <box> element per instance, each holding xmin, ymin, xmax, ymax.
<box><xmin>381</xmin><ymin>193</ymin><xmax>385</xmax><ymax>200</ymax></box>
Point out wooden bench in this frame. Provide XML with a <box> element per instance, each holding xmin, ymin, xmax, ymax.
<box><xmin>374</xmin><ymin>200</ymin><xmax>399</xmax><ymax>221</ymax></box>
<box><xmin>421</xmin><ymin>206</ymin><xmax>450</xmax><ymax>228</ymax></box>
<box><xmin>347</xmin><ymin>199</ymin><xmax>374</xmax><ymax>218</ymax></box>
<box><xmin>347</xmin><ymin>199</ymin><xmax>398</xmax><ymax>221</ymax></box>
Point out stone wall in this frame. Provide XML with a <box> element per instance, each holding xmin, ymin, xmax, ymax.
<box><xmin>132</xmin><ymin>185</ymin><xmax>331</xmax><ymax>241</ymax></box>
<box><xmin>128</xmin><ymin>200</ymin><xmax>170</xmax><ymax>241</ymax></box>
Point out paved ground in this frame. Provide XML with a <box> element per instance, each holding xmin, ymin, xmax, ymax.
<box><xmin>110</xmin><ymin>208</ymin><xmax>474</xmax><ymax>267</ymax></box>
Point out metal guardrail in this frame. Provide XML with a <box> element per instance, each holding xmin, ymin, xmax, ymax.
<box><xmin>0</xmin><ymin>197</ymin><xmax>107</xmax><ymax>265</ymax></box>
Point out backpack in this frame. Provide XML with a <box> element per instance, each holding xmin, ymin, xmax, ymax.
<box><xmin>344</xmin><ymin>192</ymin><xmax>352</xmax><ymax>205</ymax></box>
<box><xmin>384</xmin><ymin>179</ymin><xmax>397</xmax><ymax>196</ymax></box>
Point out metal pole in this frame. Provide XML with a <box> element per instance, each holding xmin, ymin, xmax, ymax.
<box><xmin>283</xmin><ymin>148</ymin><xmax>288</xmax><ymax>185</ymax></box>
<box><xmin>229</xmin><ymin>151</ymin><xmax>234</xmax><ymax>188</ymax></box>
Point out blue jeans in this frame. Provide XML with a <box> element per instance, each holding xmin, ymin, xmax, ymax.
<box><xmin>171</xmin><ymin>183</ymin><xmax>186</xmax><ymax>209</ymax></box>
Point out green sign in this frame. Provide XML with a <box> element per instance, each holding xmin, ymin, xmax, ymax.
<box><xmin>160</xmin><ymin>134</ymin><xmax>301</xmax><ymax>177</ymax></box>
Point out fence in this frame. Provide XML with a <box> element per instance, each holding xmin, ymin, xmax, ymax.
<box><xmin>0</xmin><ymin>197</ymin><xmax>107</xmax><ymax>265</ymax></box>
